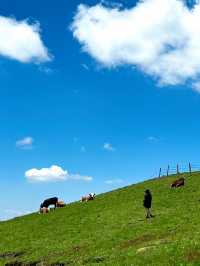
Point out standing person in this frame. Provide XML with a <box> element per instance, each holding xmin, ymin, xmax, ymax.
<box><xmin>143</xmin><ymin>189</ymin><xmax>153</xmax><ymax>219</ymax></box>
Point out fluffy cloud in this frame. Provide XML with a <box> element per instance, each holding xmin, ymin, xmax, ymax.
<box><xmin>103</xmin><ymin>142</ymin><xmax>115</xmax><ymax>151</ymax></box>
<box><xmin>0</xmin><ymin>16</ymin><xmax>50</xmax><ymax>63</ymax></box>
<box><xmin>25</xmin><ymin>165</ymin><xmax>93</xmax><ymax>183</ymax></box>
<box><xmin>71</xmin><ymin>0</ymin><xmax>200</xmax><ymax>86</ymax></box>
<box><xmin>192</xmin><ymin>81</ymin><xmax>200</xmax><ymax>92</ymax></box>
<box><xmin>16</xmin><ymin>136</ymin><xmax>33</xmax><ymax>149</ymax></box>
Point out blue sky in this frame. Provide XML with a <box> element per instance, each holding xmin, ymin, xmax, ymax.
<box><xmin>1</xmin><ymin>0</ymin><xmax>200</xmax><ymax>220</ymax></box>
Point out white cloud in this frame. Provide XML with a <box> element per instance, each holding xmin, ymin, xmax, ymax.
<box><xmin>0</xmin><ymin>16</ymin><xmax>51</xmax><ymax>63</ymax></box>
<box><xmin>69</xmin><ymin>174</ymin><xmax>92</xmax><ymax>181</ymax></box>
<box><xmin>25</xmin><ymin>165</ymin><xmax>93</xmax><ymax>183</ymax></box>
<box><xmin>192</xmin><ymin>81</ymin><xmax>200</xmax><ymax>92</ymax></box>
<box><xmin>103</xmin><ymin>142</ymin><xmax>115</xmax><ymax>151</ymax></box>
<box><xmin>105</xmin><ymin>178</ymin><xmax>123</xmax><ymax>184</ymax></box>
<box><xmin>39</xmin><ymin>66</ymin><xmax>53</xmax><ymax>74</ymax></box>
<box><xmin>25</xmin><ymin>165</ymin><xmax>67</xmax><ymax>182</ymax></box>
<box><xmin>16</xmin><ymin>136</ymin><xmax>33</xmax><ymax>149</ymax></box>
<box><xmin>71</xmin><ymin>0</ymin><xmax>200</xmax><ymax>87</ymax></box>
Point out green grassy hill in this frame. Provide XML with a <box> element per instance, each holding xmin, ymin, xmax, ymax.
<box><xmin>1</xmin><ymin>172</ymin><xmax>200</xmax><ymax>266</ymax></box>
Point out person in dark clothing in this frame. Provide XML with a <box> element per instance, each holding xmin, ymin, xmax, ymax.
<box><xmin>143</xmin><ymin>190</ymin><xmax>153</xmax><ymax>218</ymax></box>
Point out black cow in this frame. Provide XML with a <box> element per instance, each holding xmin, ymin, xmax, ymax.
<box><xmin>40</xmin><ymin>197</ymin><xmax>58</xmax><ymax>210</ymax></box>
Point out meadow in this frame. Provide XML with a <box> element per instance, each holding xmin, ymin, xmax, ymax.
<box><xmin>1</xmin><ymin>172</ymin><xmax>200</xmax><ymax>265</ymax></box>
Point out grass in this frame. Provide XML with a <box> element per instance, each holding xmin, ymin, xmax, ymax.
<box><xmin>1</xmin><ymin>172</ymin><xmax>200</xmax><ymax>265</ymax></box>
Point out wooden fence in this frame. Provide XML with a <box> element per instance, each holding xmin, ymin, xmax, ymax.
<box><xmin>158</xmin><ymin>162</ymin><xmax>196</xmax><ymax>178</ymax></box>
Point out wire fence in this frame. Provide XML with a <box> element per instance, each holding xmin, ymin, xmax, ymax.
<box><xmin>157</xmin><ymin>163</ymin><xmax>200</xmax><ymax>178</ymax></box>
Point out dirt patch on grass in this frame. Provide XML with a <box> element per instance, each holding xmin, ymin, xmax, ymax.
<box><xmin>185</xmin><ymin>250</ymin><xmax>200</xmax><ymax>262</ymax></box>
<box><xmin>50</xmin><ymin>263</ymin><xmax>67</xmax><ymax>266</ymax></box>
<box><xmin>68</xmin><ymin>244</ymin><xmax>88</xmax><ymax>255</ymax></box>
<box><xmin>5</xmin><ymin>262</ymin><xmax>71</xmax><ymax>266</ymax></box>
<box><xmin>51</xmin><ymin>259</ymin><xmax>72</xmax><ymax>265</ymax></box>
<box><xmin>72</xmin><ymin>245</ymin><xmax>82</xmax><ymax>252</ymax></box>
<box><xmin>0</xmin><ymin>252</ymin><xmax>24</xmax><ymax>259</ymax></box>
<box><xmin>120</xmin><ymin>233</ymin><xmax>171</xmax><ymax>249</ymax></box>
<box><xmin>5</xmin><ymin>261</ymin><xmax>41</xmax><ymax>266</ymax></box>
<box><xmin>84</xmin><ymin>256</ymin><xmax>107</xmax><ymax>264</ymax></box>
<box><xmin>5</xmin><ymin>262</ymin><xmax>22</xmax><ymax>266</ymax></box>
<box><xmin>26</xmin><ymin>263</ymin><xmax>41</xmax><ymax>266</ymax></box>
<box><xmin>136</xmin><ymin>246</ymin><xmax>156</xmax><ymax>254</ymax></box>
<box><xmin>120</xmin><ymin>234</ymin><xmax>156</xmax><ymax>249</ymax></box>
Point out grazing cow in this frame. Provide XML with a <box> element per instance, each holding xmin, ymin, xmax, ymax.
<box><xmin>56</xmin><ymin>200</ymin><xmax>66</xmax><ymax>208</ymax></box>
<box><xmin>40</xmin><ymin>197</ymin><xmax>58</xmax><ymax>213</ymax></box>
<box><xmin>81</xmin><ymin>193</ymin><xmax>96</xmax><ymax>202</ymax></box>
<box><xmin>171</xmin><ymin>177</ymin><xmax>185</xmax><ymax>188</ymax></box>
<box><xmin>40</xmin><ymin>207</ymin><xmax>49</xmax><ymax>214</ymax></box>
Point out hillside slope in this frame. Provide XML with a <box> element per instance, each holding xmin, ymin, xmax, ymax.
<box><xmin>1</xmin><ymin>172</ymin><xmax>200</xmax><ymax>265</ymax></box>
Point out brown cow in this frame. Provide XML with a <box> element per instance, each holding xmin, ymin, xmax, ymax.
<box><xmin>171</xmin><ymin>177</ymin><xmax>185</xmax><ymax>188</ymax></box>
<box><xmin>81</xmin><ymin>193</ymin><xmax>96</xmax><ymax>202</ymax></box>
<box><xmin>56</xmin><ymin>200</ymin><xmax>66</xmax><ymax>207</ymax></box>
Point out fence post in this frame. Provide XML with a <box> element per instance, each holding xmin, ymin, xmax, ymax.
<box><xmin>159</xmin><ymin>168</ymin><xmax>162</xmax><ymax>178</ymax></box>
<box><xmin>167</xmin><ymin>165</ymin><xmax>170</xmax><ymax>177</ymax></box>
<box><xmin>177</xmin><ymin>164</ymin><xmax>179</xmax><ymax>174</ymax></box>
<box><xmin>189</xmin><ymin>162</ymin><xmax>192</xmax><ymax>174</ymax></box>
